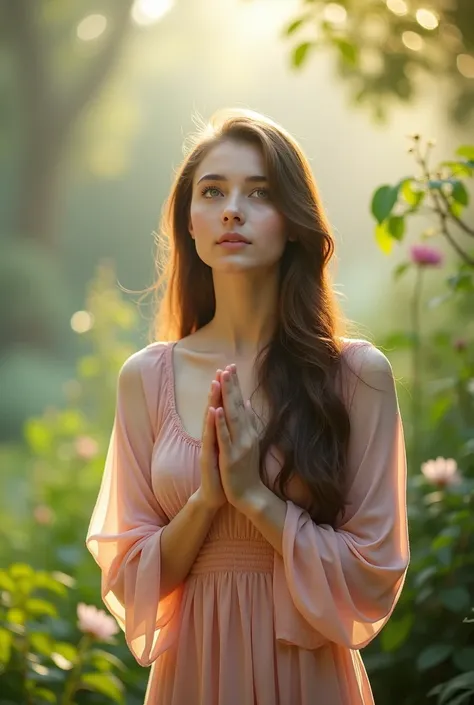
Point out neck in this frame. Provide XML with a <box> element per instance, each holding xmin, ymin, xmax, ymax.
<box><xmin>206</xmin><ymin>269</ymin><xmax>279</xmax><ymax>357</ymax></box>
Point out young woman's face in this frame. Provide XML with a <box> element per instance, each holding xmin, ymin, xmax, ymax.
<box><xmin>189</xmin><ymin>140</ymin><xmax>288</xmax><ymax>273</ymax></box>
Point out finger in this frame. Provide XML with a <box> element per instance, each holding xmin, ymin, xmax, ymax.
<box><xmin>215</xmin><ymin>406</ymin><xmax>231</xmax><ymax>449</ymax></box>
<box><xmin>202</xmin><ymin>381</ymin><xmax>220</xmax><ymax>438</ymax></box>
<box><xmin>203</xmin><ymin>406</ymin><xmax>217</xmax><ymax>457</ymax></box>
<box><xmin>221</xmin><ymin>369</ymin><xmax>242</xmax><ymax>441</ymax></box>
<box><xmin>212</xmin><ymin>379</ymin><xmax>223</xmax><ymax>407</ymax></box>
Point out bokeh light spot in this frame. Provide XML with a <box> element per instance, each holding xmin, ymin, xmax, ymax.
<box><xmin>71</xmin><ymin>311</ymin><xmax>94</xmax><ymax>334</ymax></box>
<box><xmin>322</xmin><ymin>3</ymin><xmax>347</xmax><ymax>24</ymax></box>
<box><xmin>132</xmin><ymin>0</ymin><xmax>174</xmax><ymax>26</ymax></box>
<box><xmin>402</xmin><ymin>31</ymin><xmax>424</xmax><ymax>51</ymax></box>
<box><xmin>386</xmin><ymin>0</ymin><xmax>408</xmax><ymax>16</ymax></box>
<box><xmin>76</xmin><ymin>14</ymin><xmax>107</xmax><ymax>41</ymax></box>
<box><xmin>457</xmin><ymin>54</ymin><xmax>474</xmax><ymax>78</ymax></box>
<box><xmin>416</xmin><ymin>8</ymin><xmax>439</xmax><ymax>31</ymax></box>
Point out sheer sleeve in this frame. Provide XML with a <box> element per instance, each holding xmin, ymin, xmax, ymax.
<box><xmin>86</xmin><ymin>348</ymin><xmax>182</xmax><ymax>666</ymax></box>
<box><xmin>273</xmin><ymin>342</ymin><xmax>409</xmax><ymax>650</ymax></box>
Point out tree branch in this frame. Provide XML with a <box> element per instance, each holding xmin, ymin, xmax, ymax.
<box><xmin>58</xmin><ymin>0</ymin><xmax>135</xmax><ymax>137</ymax></box>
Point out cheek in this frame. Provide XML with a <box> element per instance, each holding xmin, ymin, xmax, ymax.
<box><xmin>257</xmin><ymin>209</ymin><xmax>287</xmax><ymax>244</ymax></box>
<box><xmin>189</xmin><ymin>201</ymin><xmax>215</xmax><ymax>236</ymax></box>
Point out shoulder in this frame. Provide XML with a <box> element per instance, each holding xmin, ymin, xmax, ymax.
<box><xmin>117</xmin><ymin>343</ymin><xmax>173</xmax><ymax>425</ymax></box>
<box><xmin>339</xmin><ymin>338</ymin><xmax>395</xmax><ymax>393</ymax></box>
<box><xmin>119</xmin><ymin>341</ymin><xmax>171</xmax><ymax>383</ymax></box>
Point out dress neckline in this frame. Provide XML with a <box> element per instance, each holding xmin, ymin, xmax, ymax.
<box><xmin>164</xmin><ymin>341</ymin><xmax>203</xmax><ymax>448</ymax></box>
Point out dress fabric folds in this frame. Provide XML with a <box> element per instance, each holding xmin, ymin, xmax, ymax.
<box><xmin>86</xmin><ymin>339</ymin><xmax>409</xmax><ymax>705</ymax></box>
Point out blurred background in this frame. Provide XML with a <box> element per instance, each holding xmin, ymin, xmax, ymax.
<box><xmin>0</xmin><ymin>1</ymin><xmax>473</xmax><ymax>704</ymax></box>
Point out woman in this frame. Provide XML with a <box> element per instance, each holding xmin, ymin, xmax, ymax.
<box><xmin>86</xmin><ymin>108</ymin><xmax>409</xmax><ymax>705</ymax></box>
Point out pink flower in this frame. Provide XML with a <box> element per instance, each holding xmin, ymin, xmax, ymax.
<box><xmin>33</xmin><ymin>505</ymin><xmax>54</xmax><ymax>525</ymax></box>
<box><xmin>74</xmin><ymin>436</ymin><xmax>99</xmax><ymax>460</ymax></box>
<box><xmin>77</xmin><ymin>603</ymin><xmax>119</xmax><ymax>641</ymax></box>
<box><xmin>410</xmin><ymin>244</ymin><xmax>444</xmax><ymax>267</ymax></box>
<box><xmin>421</xmin><ymin>457</ymin><xmax>462</xmax><ymax>487</ymax></box>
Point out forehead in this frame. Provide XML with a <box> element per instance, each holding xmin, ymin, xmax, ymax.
<box><xmin>194</xmin><ymin>140</ymin><xmax>266</xmax><ymax>181</ymax></box>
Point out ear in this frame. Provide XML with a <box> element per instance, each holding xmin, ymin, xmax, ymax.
<box><xmin>188</xmin><ymin>218</ymin><xmax>194</xmax><ymax>239</ymax></box>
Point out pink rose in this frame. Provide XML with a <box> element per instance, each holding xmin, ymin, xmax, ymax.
<box><xmin>77</xmin><ymin>603</ymin><xmax>119</xmax><ymax>641</ymax></box>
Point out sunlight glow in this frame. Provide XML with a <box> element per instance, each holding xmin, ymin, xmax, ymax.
<box><xmin>402</xmin><ymin>31</ymin><xmax>424</xmax><ymax>51</ymax></box>
<box><xmin>71</xmin><ymin>311</ymin><xmax>94</xmax><ymax>334</ymax></box>
<box><xmin>132</xmin><ymin>0</ymin><xmax>174</xmax><ymax>26</ymax></box>
<box><xmin>415</xmin><ymin>8</ymin><xmax>439</xmax><ymax>31</ymax></box>
<box><xmin>76</xmin><ymin>14</ymin><xmax>107</xmax><ymax>41</ymax></box>
<box><xmin>457</xmin><ymin>54</ymin><xmax>474</xmax><ymax>79</ymax></box>
<box><xmin>386</xmin><ymin>0</ymin><xmax>408</xmax><ymax>17</ymax></box>
<box><xmin>322</xmin><ymin>3</ymin><xmax>347</xmax><ymax>24</ymax></box>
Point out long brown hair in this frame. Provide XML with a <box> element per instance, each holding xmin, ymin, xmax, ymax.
<box><xmin>151</xmin><ymin>108</ymin><xmax>354</xmax><ymax>525</ymax></box>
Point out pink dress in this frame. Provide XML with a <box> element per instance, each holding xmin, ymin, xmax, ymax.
<box><xmin>86</xmin><ymin>339</ymin><xmax>409</xmax><ymax>705</ymax></box>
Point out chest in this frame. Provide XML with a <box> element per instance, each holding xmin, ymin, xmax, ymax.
<box><xmin>172</xmin><ymin>349</ymin><xmax>268</xmax><ymax>441</ymax></box>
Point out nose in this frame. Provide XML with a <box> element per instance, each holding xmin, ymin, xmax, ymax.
<box><xmin>221</xmin><ymin>197</ymin><xmax>245</xmax><ymax>226</ymax></box>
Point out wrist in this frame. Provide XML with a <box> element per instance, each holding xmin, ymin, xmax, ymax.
<box><xmin>190</xmin><ymin>487</ymin><xmax>221</xmax><ymax>516</ymax></box>
<box><xmin>233</xmin><ymin>483</ymin><xmax>271</xmax><ymax>517</ymax></box>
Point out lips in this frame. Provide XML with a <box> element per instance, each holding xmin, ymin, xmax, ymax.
<box><xmin>217</xmin><ymin>233</ymin><xmax>251</xmax><ymax>244</ymax></box>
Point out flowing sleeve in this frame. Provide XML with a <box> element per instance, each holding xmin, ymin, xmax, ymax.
<box><xmin>86</xmin><ymin>348</ymin><xmax>182</xmax><ymax>666</ymax></box>
<box><xmin>273</xmin><ymin>342</ymin><xmax>409</xmax><ymax>650</ymax></box>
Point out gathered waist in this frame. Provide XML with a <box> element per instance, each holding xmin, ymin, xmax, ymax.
<box><xmin>189</xmin><ymin>538</ymin><xmax>274</xmax><ymax>575</ymax></box>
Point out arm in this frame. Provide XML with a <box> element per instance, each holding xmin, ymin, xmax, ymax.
<box><xmin>86</xmin><ymin>351</ymin><xmax>217</xmax><ymax>666</ymax></box>
<box><xmin>239</xmin><ymin>343</ymin><xmax>409</xmax><ymax>650</ymax></box>
<box><xmin>160</xmin><ymin>488</ymin><xmax>218</xmax><ymax>597</ymax></box>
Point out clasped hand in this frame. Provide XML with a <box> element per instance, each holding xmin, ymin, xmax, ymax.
<box><xmin>200</xmin><ymin>364</ymin><xmax>263</xmax><ymax>510</ymax></box>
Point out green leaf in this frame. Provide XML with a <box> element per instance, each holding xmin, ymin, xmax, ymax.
<box><xmin>30</xmin><ymin>632</ymin><xmax>54</xmax><ymax>657</ymax></box>
<box><xmin>6</xmin><ymin>607</ymin><xmax>26</xmax><ymax>625</ymax></box>
<box><xmin>0</xmin><ymin>627</ymin><xmax>13</xmax><ymax>664</ymax></box>
<box><xmin>438</xmin><ymin>671</ymin><xmax>474</xmax><ymax>704</ymax></box>
<box><xmin>380</xmin><ymin>613</ymin><xmax>413</xmax><ymax>652</ymax></box>
<box><xmin>24</xmin><ymin>420</ymin><xmax>53</xmax><ymax>455</ymax></box>
<box><xmin>371</xmin><ymin>185</ymin><xmax>399</xmax><ymax>224</ymax></box>
<box><xmin>33</xmin><ymin>687</ymin><xmax>57</xmax><ymax>704</ymax></box>
<box><xmin>375</xmin><ymin>222</ymin><xmax>394</xmax><ymax>254</ymax></box>
<box><xmin>0</xmin><ymin>570</ymin><xmax>15</xmax><ymax>592</ymax></box>
<box><xmin>90</xmin><ymin>648</ymin><xmax>127</xmax><ymax>672</ymax></box>
<box><xmin>440</xmin><ymin>160</ymin><xmax>473</xmax><ymax>178</ymax></box>
<box><xmin>413</xmin><ymin>565</ymin><xmax>437</xmax><ymax>588</ymax></box>
<box><xmin>451</xmin><ymin>180</ymin><xmax>469</xmax><ymax>206</ymax></box>
<box><xmin>400</xmin><ymin>179</ymin><xmax>425</xmax><ymax>208</ymax></box>
<box><xmin>334</xmin><ymin>38</ymin><xmax>358</xmax><ymax>66</ymax></box>
<box><xmin>417</xmin><ymin>643</ymin><xmax>453</xmax><ymax>671</ymax></box>
<box><xmin>393</xmin><ymin>262</ymin><xmax>410</xmax><ymax>280</ymax></box>
<box><xmin>25</xmin><ymin>598</ymin><xmax>58</xmax><ymax>618</ymax></box>
<box><xmin>387</xmin><ymin>215</ymin><xmax>405</xmax><ymax>241</ymax></box>
<box><xmin>285</xmin><ymin>17</ymin><xmax>306</xmax><ymax>35</ymax></box>
<box><xmin>34</xmin><ymin>572</ymin><xmax>67</xmax><ymax>597</ymax></box>
<box><xmin>456</xmin><ymin>145</ymin><xmax>474</xmax><ymax>161</ymax></box>
<box><xmin>453</xmin><ymin>647</ymin><xmax>474</xmax><ymax>672</ymax></box>
<box><xmin>439</xmin><ymin>586</ymin><xmax>471</xmax><ymax>613</ymax></box>
<box><xmin>9</xmin><ymin>563</ymin><xmax>34</xmax><ymax>580</ymax></box>
<box><xmin>292</xmin><ymin>42</ymin><xmax>314</xmax><ymax>67</ymax></box>
<box><xmin>80</xmin><ymin>672</ymin><xmax>124</xmax><ymax>704</ymax></box>
<box><xmin>53</xmin><ymin>642</ymin><xmax>78</xmax><ymax>664</ymax></box>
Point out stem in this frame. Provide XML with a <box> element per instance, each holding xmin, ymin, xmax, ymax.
<box><xmin>61</xmin><ymin>635</ymin><xmax>92</xmax><ymax>705</ymax></box>
<box><xmin>411</xmin><ymin>266</ymin><xmax>424</xmax><ymax>468</ymax></box>
<box><xmin>412</xmin><ymin>142</ymin><xmax>474</xmax><ymax>265</ymax></box>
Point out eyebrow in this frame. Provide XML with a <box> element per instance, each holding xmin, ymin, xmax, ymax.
<box><xmin>196</xmin><ymin>173</ymin><xmax>268</xmax><ymax>185</ymax></box>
